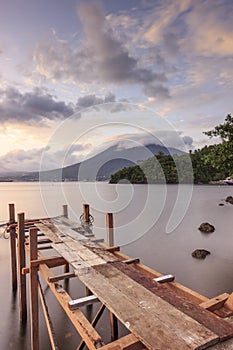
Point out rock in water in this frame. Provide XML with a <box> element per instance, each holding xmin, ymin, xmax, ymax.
<box><xmin>226</xmin><ymin>196</ymin><xmax>233</xmax><ymax>205</ymax></box>
<box><xmin>192</xmin><ymin>249</ymin><xmax>211</xmax><ymax>259</ymax></box>
<box><xmin>198</xmin><ymin>222</ymin><xmax>215</xmax><ymax>233</ymax></box>
<box><xmin>219</xmin><ymin>203</ymin><xmax>224</xmax><ymax>206</ymax></box>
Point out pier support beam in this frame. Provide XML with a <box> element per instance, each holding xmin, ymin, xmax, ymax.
<box><xmin>62</xmin><ymin>204</ymin><xmax>68</xmax><ymax>218</ymax></box>
<box><xmin>83</xmin><ymin>204</ymin><xmax>90</xmax><ymax>224</ymax></box>
<box><xmin>106</xmin><ymin>213</ymin><xmax>114</xmax><ymax>248</ymax></box>
<box><xmin>9</xmin><ymin>203</ymin><xmax>17</xmax><ymax>292</ymax></box>
<box><xmin>29</xmin><ymin>227</ymin><xmax>39</xmax><ymax>350</ymax></box>
<box><xmin>18</xmin><ymin>212</ymin><xmax>27</xmax><ymax>324</ymax></box>
<box><xmin>106</xmin><ymin>213</ymin><xmax>118</xmax><ymax>341</ymax></box>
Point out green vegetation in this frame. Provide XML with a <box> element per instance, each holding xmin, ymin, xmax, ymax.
<box><xmin>110</xmin><ymin>114</ymin><xmax>233</xmax><ymax>184</ymax></box>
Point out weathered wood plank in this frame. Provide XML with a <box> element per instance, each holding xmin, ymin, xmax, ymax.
<box><xmin>35</xmin><ymin>222</ymin><xmax>62</xmax><ymax>243</ymax></box>
<box><xmin>77</xmin><ymin>265</ymin><xmax>218</xmax><ymax>350</ymax></box>
<box><xmin>48</xmin><ymin>271</ymin><xmax>75</xmax><ymax>283</ymax></box>
<box><xmin>69</xmin><ymin>295</ymin><xmax>99</xmax><ymax>310</ymax></box>
<box><xmin>113</xmin><ymin>262</ymin><xmax>233</xmax><ymax>341</ymax></box>
<box><xmin>51</xmin><ymin>242</ymin><xmax>84</xmax><ymax>263</ymax></box>
<box><xmin>39</xmin><ymin>262</ymin><xmax>103</xmax><ymax>350</ymax></box>
<box><xmin>200</xmin><ymin>294</ymin><xmax>229</xmax><ymax>312</ymax></box>
<box><xmin>153</xmin><ymin>274</ymin><xmax>175</xmax><ymax>283</ymax></box>
<box><xmin>51</xmin><ymin>221</ymin><xmax>89</xmax><ymax>241</ymax></box>
<box><xmin>99</xmin><ymin>334</ymin><xmax>146</xmax><ymax>350</ymax></box>
<box><xmin>61</xmin><ymin>239</ymin><xmax>106</xmax><ymax>266</ymax></box>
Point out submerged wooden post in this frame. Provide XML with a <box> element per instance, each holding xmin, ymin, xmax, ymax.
<box><xmin>83</xmin><ymin>204</ymin><xmax>90</xmax><ymax>224</ymax></box>
<box><xmin>83</xmin><ymin>204</ymin><xmax>92</xmax><ymax>295</ymax></box>
<box><xmin>9</xmin><ymin>203</ymin><xmax>17</xmax><ymax>292</ymax></box>
<box><xmin>106</xmin><ymin>212</ymin><xmax>118</xmax><ymax>340</ymax></box>
<box><xmin>62</xmin><ymin>204</ymin><xmax>68</xmax><ymax>218</ymax></box>
<box><xmin>29</xmin><ymin>227</ymin><xmax>39</xmax><ymax>350</ymax></box>
<box><xmin>110</xmin><ymin>311</ymin><xmax>118</xmax><ymax>341</ymax></box>
<box><xmin>18</xmin><ymin>212</ymin><xmax>27</xmax><ymax>324</ymax></box>
<box><xmin>106</xmin><ymin>213</ymin><xmax>114</xmax><ymax>247</ymax></box>
<box><xmin>62</xmin><ymin>205</ymin><xmax>69</xmax><ymax>272</ymax></box>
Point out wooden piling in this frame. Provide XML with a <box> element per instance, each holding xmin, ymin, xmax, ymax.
<box><xmin>106</xmin><ymin>213</ymin><xmax>118</xmax><ymax>340</ymax></box>
<box><xmin>9</xmin><ymin>203</ymin><xmax>15</xmax><ymax>223</ymax></box>
<box><xmin>62</xmin><ymin>204</ymin><xmax>68</xmax><ymax>218</ymax></box>
<box><xmin>9</xmin><ymin>203</ymin><xmax>17</xmax><ymax>292</ymax></box>
<box><xmin>18</xmin><ymin>212</ymin><xmax>27</xmax><ymax>324</ymax></box>
<box><xmin>83</xmin><ymin>204</ymin><xmax>90</xmax><ymax>224</ymax></box>
<box><xmin>110</xmin><ymin>311</ymin><xmax>118</xmax><ymax>342</ymax></box>
<box><xmin>106</xmin><ymin>213</ymin><xmax>114</xmax><ymax>247</ymax></box>
<box><xmin>64</xmin><ymin>262</ymin><xmax>70</xmax><ymax>273</ymax></box>
<box><xmin>29</xmin><ymin>227</ymin><xmax>39</xmax><ymax>350</ymax></box>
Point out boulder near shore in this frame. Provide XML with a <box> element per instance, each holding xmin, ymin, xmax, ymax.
<box><xmin>192</xmin><ymin>249</ymin><xmax>211</xmax><ymax>259</ymax></box>
<box><xmin>226</xmin><ymin>196</ymin><xmax>233</xmax><ymax>205</ymax></box>
<box><xmin>198</xmin><ymin>222</ymin><xmax>215</xmax><ymax>233</ymax></box>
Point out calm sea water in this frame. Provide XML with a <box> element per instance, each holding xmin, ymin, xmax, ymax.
<box><xmin>1</xmin><ymin>182</ymin><xmax>233</xmax><ymax>349</ymax></box>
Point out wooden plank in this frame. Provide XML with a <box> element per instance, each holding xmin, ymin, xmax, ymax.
<box><xmin>153</xmin><ymin>274</ymin><xmax>175</xmax><ymax>283</ymax></box>
<box><xmin>38</xmin><ymin>283</ymin><xmax>59</xmax><ymax>350</ymax></box>
<box><xmin>51</xmin><ymin>242</ymin><xmax>84</xmax><ymax>263</ymax></box>
<box><xmin>123</xmin><ymin>258</ymin><xmax>140</xmax><ymax>265</ymax></box>
<box><xmin>62</xmin><ymin>239</ymin><xmax>106</xmax><ymax>266</ymax></box>
<box><xmin>69</xmin><ymin>295</ymin><xmax>100</xmax><ymax>310</ymax></box>
<box><xmin>81</xmin><ymin>240</ymin><xmax>119</xmax><ymax>263</ymax></box>
<box><xmin>39</xmin><ymin>263</ymin><xmax>103</xmax><ymax>350</ymax></box>
<box><xmin>30</xmin><ymin>256</ymin><xmax>67</xmax><ymax>268</ymax></box>
<box><xmin>35</xmin><ymin>222</ymin><xmax>62</xmax><ymax>243</ymax></box>
<box><xmin>113</xmin><ymin>262</ymin><xmax>233</xmax><ymax>341</ymax></box>
<box><xmin>200</xmin><ymin>294</ymin><xmax>229</xmax><ymax>312</ymax></box>
<box><xmin>51</xmin><ymin>221</ymin><xmax>89</xmax><ymax>241</ymax></box>
<box><xmin>48</xmin><ymin>272</ymin><xmax>75</xmax><ymax>283</ymax></box>
<box><xmin>77</xmin><ymin>304</ymin><xmax>106</xmax><ymax>350</ymax></box>
<box><xmin>77</xmin><ymin>265</ymin><xmax>218</xmax><ymax>350</ymax></box>
<box><xmin>99</xmin><ymin>334</ymin><xmax>146</xmax><ymax>350</ymax></box>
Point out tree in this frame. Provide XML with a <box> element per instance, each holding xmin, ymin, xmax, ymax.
<box><xmin>203</xmin><ymin>114</ymin><xmax>233</xmax><ymax>176</ymax></box>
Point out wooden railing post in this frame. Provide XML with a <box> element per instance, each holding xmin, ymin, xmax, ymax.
<box><xmin>17</xmin><ymin>212</ymin><xmax>27</xmax><ymax>324</ymax></box>
<box><xmin>106</xmin><ymin>212</ymin><xmax>118</xmax><ymax>340</ymax></box>
<box><xmin>62</xmin><ymin>204</ymin><xmax>68</xmax><ymax>218</ymax></box>
<box><xmin>9</xmin><ymin>203</ymin><xmax>17</xmax><ymax>292</ymax></box>
<box><xmin>83</xmin><ymin>204</ymin><xmax>90</xmax><ymax>224</ymax></box>
<box><xmin>106</xmin><ymin>213</ymin><xmax>114</xmax><ymax>247</ymax></box>
<box><xmin>29</xmin><ymin>227</ymin><xmax>39</xmax><ymax>350</ymax></box>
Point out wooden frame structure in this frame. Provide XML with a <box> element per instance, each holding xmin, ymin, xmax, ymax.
<box><xmin>7</xmin><ymin>203</ymin><xmax>233</xmax><ymax>350</ymax></box>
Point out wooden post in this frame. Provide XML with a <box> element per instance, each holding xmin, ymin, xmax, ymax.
<box><xmin>62</xmin><ymin>204</ymin><xmax>68</xmax><ymax>218</ymax></box>
<box><xmin>9</xmin><ymin>204</ymin><xmax>17</xmax><ymax>292</ymax></box>
<box><xmin>18</xmin><ymin>212</ymin><xmax>27</xmax><ymax>324</ymax></box>
<box><xmin>106</xmin><ymin>212</ymin><xmax>118</xmax><ymax>340</ymax></box>
<box><xmin>64</xmin><ymin>262</ymin><xmax>70</xmax><ymax>273</ymax></box>
<box><xmin>106</xmin><ymin>213</ymin><xmax>114</xmax><ymax>247</ymax></box>
<box><xmin>9</xmin><ymin>203</ymin><xmax>15</xmax><ymax>223</ymax></box>
<box><xmin>83</xmin><ymin>204</ymin><xmax>90</xmax><ymax>224</ymax></box>
<box><xmin>29</xmin><ymin>227</ymin><xmax>39</xmax><ymax>350</ymax></box>
<box><xmin>110</xmin><ymin>311</ymin><xmax>118</xmax><ymax>342</ymax></box>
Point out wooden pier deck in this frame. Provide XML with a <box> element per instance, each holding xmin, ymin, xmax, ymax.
<box><xmin>7</xmin><ymin>203</ymin><xmax>233</xmax><ymax>350</ymax></box>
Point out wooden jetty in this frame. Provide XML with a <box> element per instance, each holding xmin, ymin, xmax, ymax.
<box><xmin>7</xmin><ymin>203</ymin><xmax>233</xmax><ymax>350</ymax></box>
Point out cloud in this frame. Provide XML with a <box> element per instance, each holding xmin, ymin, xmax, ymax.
<box><xmin>184</xmin><ymin>0</ymin><xmax>233</xmax><ymax>57</ymax></box>
<box><xmin>33</xmin><ymin>2</ymin><xmax>169</xmax><ymax>99</ymax></box>
<box><xmin>0</xmin><ymin>148</ymin><xmax>45</xmax><ymax>172</ymax></box>
<box><xmin>0</xmin><ymin>87</ymin><xmax>75</xmax><ymax>123</ymax></box>
<box><xmin>104</xmin><ymin>129</ymin><xmax>193</xmax><ymax>152</ymax></box>
<box><xmin>0</xmin><ymin>142</ymin><xmax>93</xmax><ymax>173</ymax></box>
<box><xmin>76</xmin><ymin>92</ymin><xmax>115</xmax><ymax>109</ymax></box>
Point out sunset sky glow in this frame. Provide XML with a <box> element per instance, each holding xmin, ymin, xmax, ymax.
<box><xmin>0</xmin><ymin>0</ymin><xmax>232</xmax><ymax>172</ymax></box>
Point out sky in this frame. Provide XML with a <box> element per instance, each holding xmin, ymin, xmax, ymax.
<box><xmin>0</xmin><ymin>0</ymin><xmax>232</xmax><ymax>172</ymax></box>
